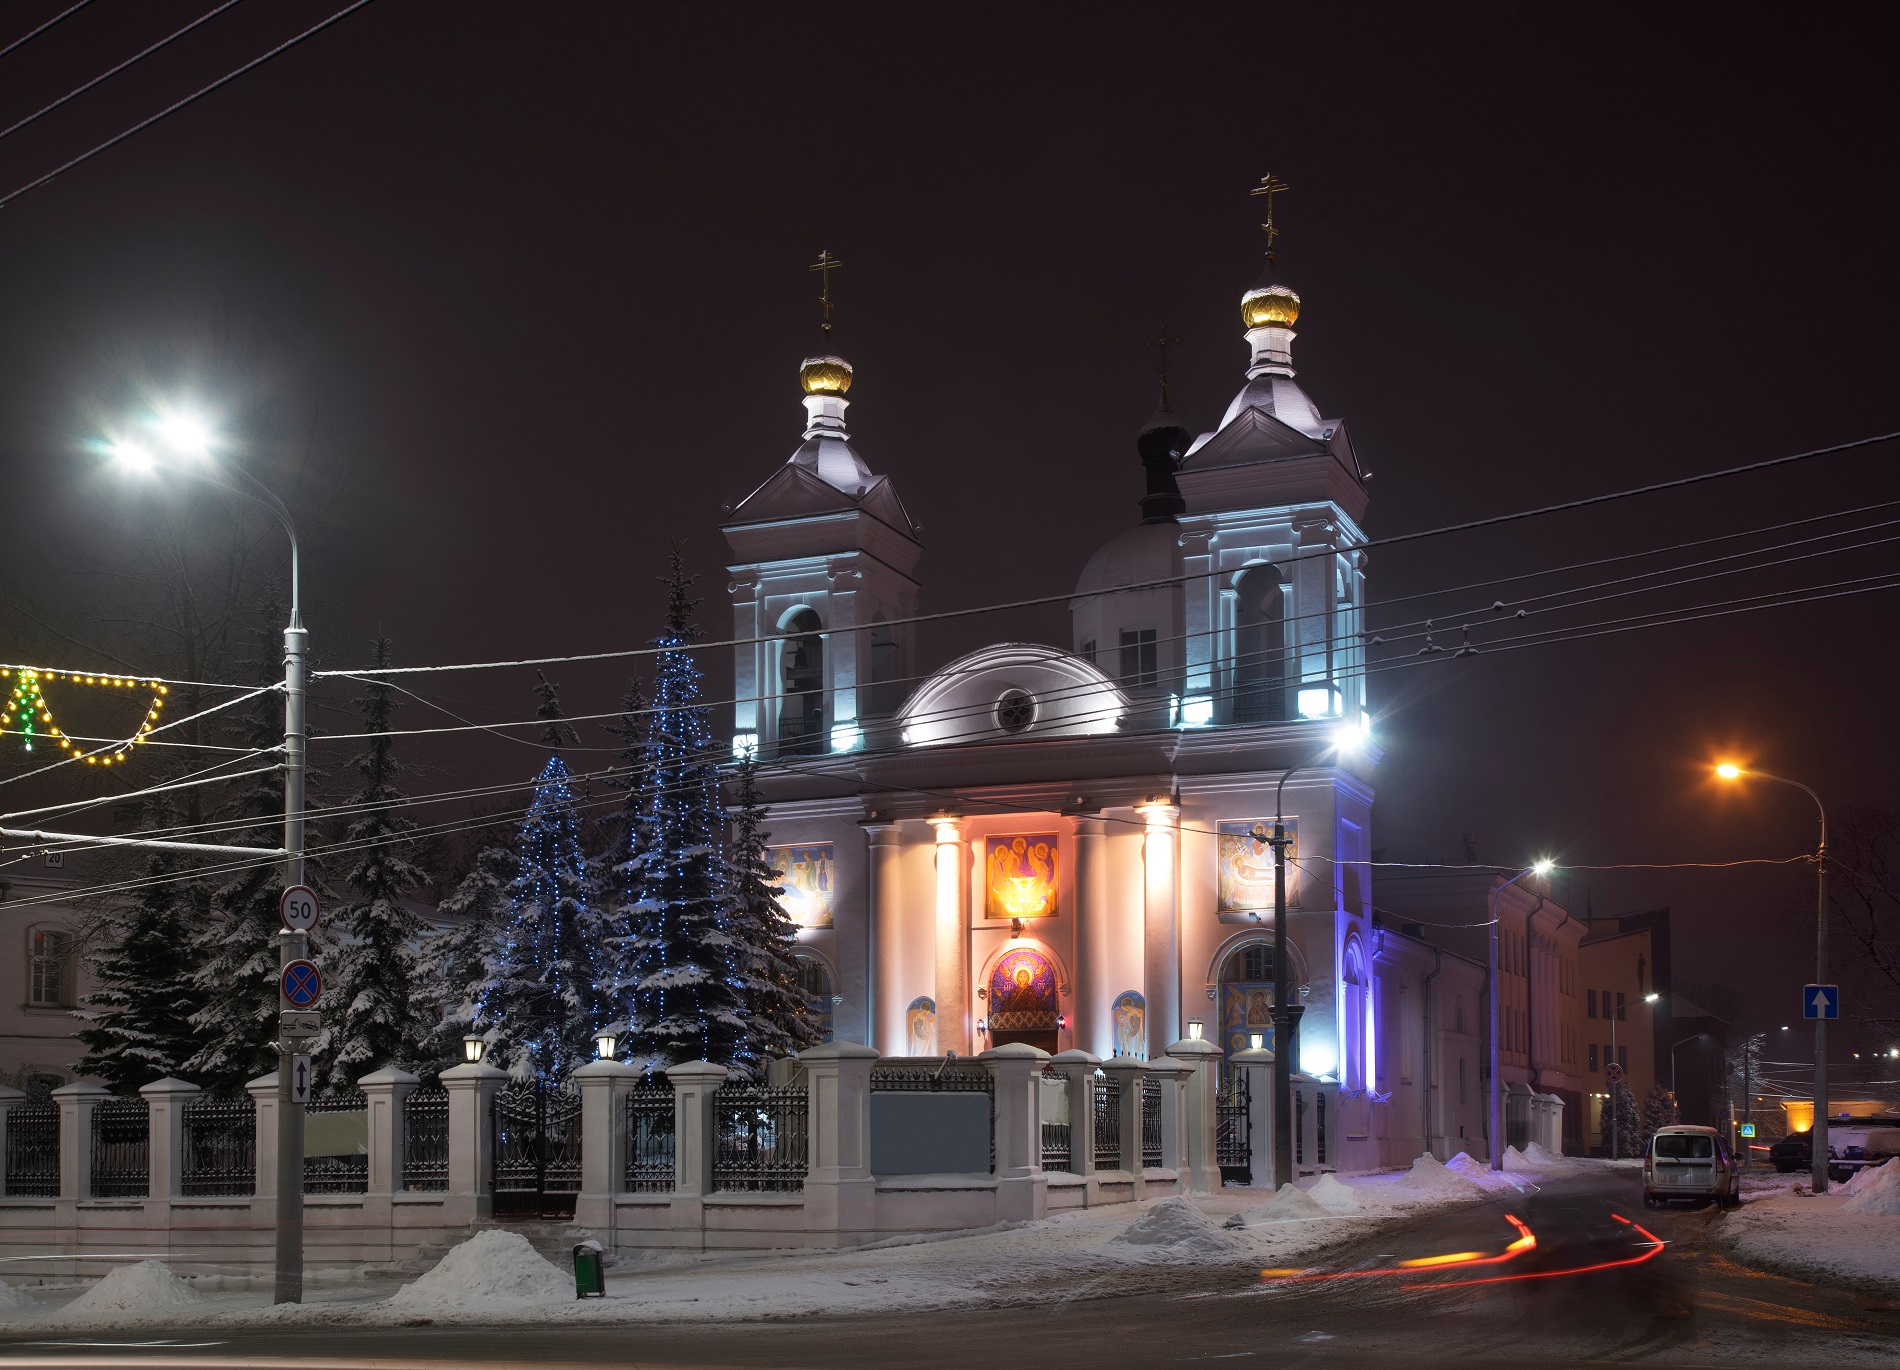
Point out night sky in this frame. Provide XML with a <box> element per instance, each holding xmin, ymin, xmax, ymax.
<box><xmin>2</xmin><ymin>3</ymin><xmax>1896</xmax><ymax>1043</ymax></box>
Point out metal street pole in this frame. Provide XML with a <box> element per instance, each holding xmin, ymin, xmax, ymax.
<box><xmin>1488</xmin><ymin>864</ymin><xmax>1545</xmax><ymax>1171</ymax></box>
<box><xmin>1609</xmin><ymin>1009</ymin><xmax>1619</xmax><ymax>1162</ymax></box>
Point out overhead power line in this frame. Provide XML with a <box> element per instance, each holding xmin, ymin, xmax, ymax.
<box><xmin>0</xmin><ymin>0</ymin><xmax>377</xmax><ymax>211</ymax></box>
<box><xmin>0</xmin><ymin>0</ymin><xmax>95</xmax><ymax>62</ymax></box>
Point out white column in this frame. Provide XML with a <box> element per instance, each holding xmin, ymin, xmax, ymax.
<box><xmin>440</xmin><ymin>1061</ymin><xmax>506</xmax><ymax>1225</ymax></box>
<box><xmin>139</xmin><ymin>1076</ymin><xmax>198</xmax><ymax>1209</ymax></box>
<box><xmin>799</xmin><ymin>1040</ymin><xmax>878</xmax><ymax>1245</ymax></box>
<box><xmin>1073</xmin><ymin>816</ymin><xmax>1110</xmax><ymax>1058</ymax></box>
<box><xmin>867</xmin><ymin>822</ymin><xmax>906</xmax><ymax>1056</ymax></box>
<box><xmin>246</xmin><ymin>1073</ymin><xmax>279</xmax><ymax>1208</ymax></box>
<box><xmin>979</xmin><ymin>1043</ymin><xmax>1049</xmax><ymax>1222</ymax></box>
<box><xmin>573</xmin><ymin>1058</ymin><xmax>638</xmax><ymax>1234</ymax></box>
<box><xmin>933</xmin><ymin>816</ymin><xmax>969</xmax><ymax>1055</ymax></box>
<box><xmin>1141</xmin><ymin>803</ymin><xmax>1182</xmax><ymax>1048</ymax></box>
<box><xmin>1166</xmin><ymin>1036</ymin><xmax>1225</xmax><ymax>1193</ymax></box>
<box><xmin>53</xmin><ymin>1080</ymin><xmax>109</xmax><ymax>1206</ymax></box>
<box><xmin>357</xmin><ymin>1066</ymin><xmax>418</xmax><ymax>1203</ymax></box>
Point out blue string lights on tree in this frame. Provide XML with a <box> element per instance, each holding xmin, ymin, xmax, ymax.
<box><xmin>470</xmin><ymin>674</ymin><xmax>610</xmax><ymax>1080</ymax></box>
<box><xmin>618</xmin><ymin>551</ymin><xmax>746</xmax><ymax>1071</ymax></box>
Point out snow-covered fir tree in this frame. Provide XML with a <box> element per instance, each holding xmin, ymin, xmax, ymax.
<box><xmin>596</xmin><ymin>676</ymin><xmax>652</xmax><ymax>1024</ymax></box>
<box><xmin>415</xmin><ymin>833</ymin><xmax>516</xmax><ymax>1071</ymax></box>
<box><xmin>318</xmin><ymin>639</ymin><xmax>429</xmax><ymax>1088</ymax></box>
<box><xmin>184</xmin><ymin>597</ymin><xmax>312</xmax><ymax>1091</ymax></box>
<box><xmin>74</xmin><ymin>795</ymin><xmax>206</xmax><ymax>1088</ymax></box>
<box><xmin>725</xmin><ymin>753</ymin><xmax>821</xmax><ymax>1073</ymax></box>
<box><xmin>619</xmin><ymin>553</ymin><xmax>746</xmax><ymax>1072</ymax></box>
<box><xmin>470</xmin><ymin>675</ymin><xmax>610</xmax><ymax>1079</ymax></box>
<box><xmin>1601</xmin><ymin>1077</ymin><xmax>1641</xmax><ymax>1156</ymax></box>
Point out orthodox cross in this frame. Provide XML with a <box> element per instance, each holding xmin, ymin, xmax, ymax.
<box><xmin>808</xmin><ymin>249</ymin><xmax>843</xmax><ymax>340</ymax></box>
<box><xmin>1145</xmin><ymin>325</ymin><xmax>1183</xmax><ymax>407</ymax></box>
<box><xmin>1251</xmin><ymin>173</ymin><xmax>1291</xmax><ymax>264</ymax></box>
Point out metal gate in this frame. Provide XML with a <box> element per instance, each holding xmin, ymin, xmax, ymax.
<box><xmin>1215</xmin><ymin>1071</ymin><xmax>1251</xmax><ymax>1185</ymax></box>
<box><xmin>491</xmin><ymin>1079</ymin><xmax>582</xmax><ymax>1217</ymax></box>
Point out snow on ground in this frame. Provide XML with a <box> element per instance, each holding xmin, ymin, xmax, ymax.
<box><xmin>4</xmin><ymin>1150</ymin><xmax>1628</xmax><ymax>1333</ymax></box>
<box><xmin>57</xmin><ymin>1260</ymin><xmax>202</xmax><ymax>1318</ymax></box>
<box><xmin>1723</xmin><ymin>1161</ymin><xmax>1900</xmax><ymax>1291</ymax></box>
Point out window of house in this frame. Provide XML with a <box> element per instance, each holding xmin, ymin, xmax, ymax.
<box><xmin>1616</xmin><ymin>991</ymin><xmax>1626</xmax><ymax>1021</ymax></box>
<box><xmin>1588</xmin><ymin>1043</ymin><xmax>1599</xmax><ymax>1071</ymax></box>
<box><xmin>1617</xmin><ymin>1045</ymin><xmax>1628</xmax><ymax>1068</ymax></box>
<box><xmin>1587</xmin><ymin>989</ymin><xmax>1597</xmax><ymax>1018</ymax></box>
<box><xmin>1119</xmin><ymin>628</ymin><xmax>1158</xmax><ymax>687</ymax></box>
<box><xmin>29</xmin><ymin>929</ymin><xmax>70</xmax><ymax>1007</ymax></box>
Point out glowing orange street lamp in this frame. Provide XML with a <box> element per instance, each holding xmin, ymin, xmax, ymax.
<box><xmin>1715</xmin><ymin>762</ymin><xmax>1831</xmax><ymax>1193</ymax></box>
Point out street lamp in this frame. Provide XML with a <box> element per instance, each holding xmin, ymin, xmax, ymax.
<box><xmin>107</xmin><ymin>405</ymin><xmax>309</xmax><ymax>1299</ymax></box>
<box><xmin>1715</xmin><ymin>762</ymin><xmax>1830</xmax><ymax>1193</ymax></box>
<box><xmin>1489</xmin><ymin>858</ymin><xmax>1554</xmax><ymax>1171</ymax></box>
<box><xmin>1603</xmin><ymin>990</ymin><xmax>1660</xmax><ymax>1162</ymax></box>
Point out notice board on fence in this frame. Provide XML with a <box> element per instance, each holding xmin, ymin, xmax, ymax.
<box><xmin>869</xmin><ymin>1093</ymin><xmax>990</xmax><ymax>1176</ymax></box>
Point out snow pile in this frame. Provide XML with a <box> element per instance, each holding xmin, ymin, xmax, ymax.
<box><xmin>60</xmin><ymin>1261</ymin><xmax>202</xmax><ymax>1317</ymax></box>
<box><xmin>1399</xmin><ymin>1152</ymin><xmax>1483</xmax><ymax>1196</ymax></box>
<box><xmin>1445</xmin><ymin>1151</ymin><xmax>1529</xmax><ymax>1193</ymax></box>
<box><xmin>387</xmin><ymin>1230</ymin><xmax>571</xmax><ymax>1309</ymax></box>
<box><xmin>1842</xmin><ymin>1157</ymin><xmax>1898</xmax><ymax>1199</ymax></box>
<box><xmin>1306</xmin><ymin>1173</ymin><xmax>1362</xmax><ymax>1213</ymax></box>
<box><xmin>0</xmin><ymin>1280</ymin><xmax>25</xmax><ymax>1309</ymax></box>
<box><xmin>1225</xmin><ymin>1183</ymin><xmax>1330</xmax><ymax>1228</ymax></box>
<box><xmin>1840</xmin><ymin>1160</ymin><xmax>1900</xmax><ymax>1216</ymax></box>
<box><xmin>1519</xmin><ymin>1142</ymin><xmax>1570</xmax><ymax>1168</ymax></box>
<box><xmin>1109</xmin><ymin>1197</ymin><xmax>1246</xmax><ymax>1256</ymax></box>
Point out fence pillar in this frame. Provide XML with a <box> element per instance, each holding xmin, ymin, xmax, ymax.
<box><xmin>440</xmin><ymin>1061</ymin><xmax>506</xmax><ymax>1226</ymax></box>
<box><xmin>798</xmin><ymin>1041</ymin><xmax>877</xmax><ymax>1246</ymax></box>
<box><xmin>138</xmin><ymin>1077</ymin><xmax>198</xmax><ymax>1214</ymax></box>
<box><xmin>979</xmin><ymin>1042</ymin><xmax>1048</xmax><ymax>1223</ymax></box>
<box><xmin>52</xmin><ymin>1080</ymin><xmax>111</xmax><ymax>1207</ymax></box>
<box><xmin>1144</xmin><ymin>1057</ymin><xmax>1193</xmax><ymax>1188</ymax></box>
<box><xmin>1049</xmin><ymin>1050</ymin><xmax>1099</xmax><ymax>1200</ymax></box>
<box><xmin>246</xmin><ymin>1073</ymin><xmax>279</xmax><ymax>1216</ymax></box>
<box><xmin>358</xmin><ymin>1065</ymin><xmax>418</xmax><ymax>1248</ymax></box>
<box><xmin>1229</xmin><ymin>1046</ymin><xmax>1275</xmax><ymax>1189</ymax></box>
<box><xmin>1165</xmin><ymin>1036</ymin><xmax>1223</xmax><ymax>1193</ymax></box>
<box><xmin>666</xmin><ymin>1061</ymin><xmax>727</xmax><ymax>1250</ymax></box>
<box><xmin>573</xmin><ymin>1059</ymin><xmax>637</xmax><ymax>1234</ymax></box>
<box><xmin>1100</xmin><ymin>1056</ymin><xmax>1147</xmax><ymax>1200</ymax></box>
<box><xmin>0</xmin><ymin>1084</ymin><xmax>23</xmax><ymax>1198</ymax></box>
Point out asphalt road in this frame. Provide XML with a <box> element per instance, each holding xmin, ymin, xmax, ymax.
<box><xmin>3</xmin><ymin>1169</ymin><xmax>1896</xmax><ymax>1369</ymax></box>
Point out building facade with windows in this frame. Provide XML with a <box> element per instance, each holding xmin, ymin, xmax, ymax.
<box><xmin>719</xmin><ymin>267</ymin><xmax>1478</xmax><ymax>1169</ymax></box>
<box><xmin>0</xmin><ymin>859</ymin><xmax>93</xmax><ymax>1095</ymax></box>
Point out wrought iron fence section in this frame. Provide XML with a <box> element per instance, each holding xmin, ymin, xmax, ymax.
<box><xmin>1140</xmin><ymin>1076</ymin><xmax>1163</xmax><ymax>1169</ymax></box>
<box><xmin>1039</xmin><ymin>1067</ymin><xmax>1071</xmax><ymax>1174</ymax></box>
<box><xmin>623</xmin><ymin>1084</ymin><xmax>674</xmax><ymax>1192</ymax></box>
<box><xmin>402</xmin><ymin>1087</ymin><xmax>448</xmax><ymax>1192</ymax></box>
<box><xmin>180</xmin><ymin>1094</ymin><xmax>255</xmax><ymax>1196</ymax></box>
<box><xmin>1215</xmin><ymin>1073</ymin><xmax>1251</xmax><ymax>1179</ymax></box>
<box><xmin>90</xmin><ymin>1096</ymin><xmax>149</xmax><ymax>1199</ymax></box>
<box><xmin>4</xmin><ymin>1101</ymin><xmax>58</xmax><ymax>1198</ymax></box>
<box><xmin>1092</xmin><ymin>1072</ymin><xmax>1120</xmax><ymax>1168</ymax></box>
<box><xmin>303</xmin><ymin>1091</ymin><xmax>369</xmax><ymax>1194</ymax></box>
<box><xmin>712</xmin><ymin>1084</ymin><xmax>808</xmax><ymax>1193</ymax></box>
<box><xmin>492</xmin><ymin>1079</ymin><xmax>582</xmax><ymax>1215</ymax></box>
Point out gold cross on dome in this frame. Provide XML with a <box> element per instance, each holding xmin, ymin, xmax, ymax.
<box><xmin>808</xmin><ymin>249</ymin><xmax>844</xmax><ymax>338</ymax></box>
<box><xmin>1251</xmin><ymin>173</ymin><xmax>1291</xmax><ymax>263</ymax></box>
<box><xmin>1145</xmin><ymin>325</ymin><xmax>1183</xmax><ymax>406</ymax></box>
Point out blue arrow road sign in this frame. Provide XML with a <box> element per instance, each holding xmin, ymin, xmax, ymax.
<box><xmin>1804</xmin><ymin>984</ymin><xmax>1839</xmax><ymax>1020</ymax></box>
<box><xmin>282</xmin><ymin>959</ymin><xmax>322</xmax><ymax>1009</ymax></box>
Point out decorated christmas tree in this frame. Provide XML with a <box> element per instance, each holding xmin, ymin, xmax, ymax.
<box><xmin>596</xmin><ymin>676</ymin><xmax>652</xmax><ymax>1026</ymax></box>
<box><xmin>416</xmin><ymin>832</ymin><xmax>516</xmax><ymax>1070</ymax></box>
<box><xmin>619</xmin><ymin>552</ymin><xmax>746</xmax><ymax>1071</ymax></box>
<box><xmin>319</xmin><ymin>639</ymin><xmax>429</xmax><ymax>1088</ymax></box>
<box><xmin>725</xmin><ymin>753</ymin><xmax>822</xmax><ymax>1072</ymax></box>
<box><xmin>470</xmin><ymin>675</ymin><xmax>610</xmax><ymax>1079</ymax></box>
<box><xmin>74</xmin><ymin>795</ymin><xmax>207</xmax><ymax>1088</ymax></box>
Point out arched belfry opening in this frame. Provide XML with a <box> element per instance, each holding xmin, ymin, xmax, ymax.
<box><xmin>1232</xmin><ymin>564</ymin><xmax>1288</xmax><ymax>723</ymax></box>
<box><xmin>780</xmin><ymin>608</ymin><xmax>825</xmax><ymax>754</ymax></box>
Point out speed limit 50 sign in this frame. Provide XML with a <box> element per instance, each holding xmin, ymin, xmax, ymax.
<box><xmin>280</xmin><ymin>885</ymin><xmax>320</xmax><ymax>933</ymax></box>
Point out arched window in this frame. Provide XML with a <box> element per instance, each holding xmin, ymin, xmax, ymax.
<box><xmin>794</xmin><ymin>955</ymin><xmax>835</xmax><ymax>1044</ymax></box>
<box><xmin>1217</xmin><ymin>941</ymin><xmax>1275</xmax><ymax>1058</ymax></box>
<box><xmin>780</xmin><ymin>609</ymin><xmax>825</xmax><ymax>754</ymax></box>
<box><xmin>1341</xmin><ymin>939</ymin><xmax>1368</xmax><ymax>1090</ymax></box>
<box><xmin>1233</xmin><ymin>565</ymin><xmax>1288</xmax><ymax>723</ymax></box>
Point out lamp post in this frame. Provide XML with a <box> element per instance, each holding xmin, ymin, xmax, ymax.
<box><xmin>108</xmin><ymin>411</ymin><xmax>308</xmax><ymax>1300</ymax></box>
<box><xmin>1268</xmin><ymin>724</ymin><xmax>1369</xmax><ymax>1190</ymax></box>
<box><xmin>1488</xmin><ymin>859</ymin><xmax>1553</xmax><ymax>1171</ymax></box>
<box><xmin>1716</xmin><ymin>763</ymin><xmax>1830</xmax><ymax>1193</ymax></box>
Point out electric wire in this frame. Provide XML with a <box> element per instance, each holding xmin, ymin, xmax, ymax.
<box><xmin>0</xmin><ymin>0</ymin><xmax>245</xmax><ymax>146</ymax></box>
<box><xmin>0</xmin><ymin>0</ymin><xmax>377</xmax><ymax>211</ymax></box>
<box><xmin>0</xmin><ymin>0</ymin><xmax>95</xmax><ymax>61</ymax></box>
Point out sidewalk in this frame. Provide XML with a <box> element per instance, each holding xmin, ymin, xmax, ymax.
<box><xmin>1719</xmin><ymin>1159</ymin><xmax>1900</xmax><ymax>1292</ymax></box>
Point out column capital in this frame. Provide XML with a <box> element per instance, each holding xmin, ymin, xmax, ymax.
<box><xmin>1137</xmin><ymin>801</ymin><xmax>1180</xmax><ymax>826</ymax></box>
<box><xmin>862</xmin><ymin>817</ymin><xmax>904</xmax><ymax>840</ymax></box>
<box><xmin>1069</xmin><ymin>813</ymin><xmax>1107</xmax><ymax>837</ymax></box>
<box><xmin>930</xmin><ymin>813</ymin><xmax>965</xmax><ymax>842</ymax></box>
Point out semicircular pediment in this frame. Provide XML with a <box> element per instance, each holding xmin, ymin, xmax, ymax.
<box><xmin>898</xmin><ymin>642</ymin><xmax>1127</xmax><ymax>748</ymax></box>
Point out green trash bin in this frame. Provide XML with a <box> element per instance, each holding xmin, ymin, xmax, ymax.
<box><xmin>573</xmin><ymin>1239</ymin><xmax>606</xmax><ymax>1298</ymax></box>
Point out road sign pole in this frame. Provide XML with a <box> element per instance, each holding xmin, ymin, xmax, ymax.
<box><xmin>276</xmin><ymin>589</ymin><xmax>308</xmax><ymax>1304</ymax></box>
<box><xmin>1812</xmin><ymin>841</ymin><xmax>1830</xmax><ymax>1195</ymax></box>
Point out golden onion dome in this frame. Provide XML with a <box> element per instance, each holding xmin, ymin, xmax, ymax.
<box><xmin>1241</xmin><ymin>284</ymin><xmax>1302</xmax><ymax>330</ymax></box>
<box><xmin>799</xmin><ymin>354</ymin><xmax>853</xmax><ymax>396</ymax></box>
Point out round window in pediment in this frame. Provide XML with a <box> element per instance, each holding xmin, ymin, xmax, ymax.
<box><xmin>995</xmin><ymin>688</ymin><xmax>1037</xmax><ymax>734</ymax></box>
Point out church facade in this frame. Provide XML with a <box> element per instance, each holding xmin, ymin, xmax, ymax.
<box><xmin>721</xmin><ymin>267</ymin><xmax>1493</xmax><ymax>1169</ymax></box>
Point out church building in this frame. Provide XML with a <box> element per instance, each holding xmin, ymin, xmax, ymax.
<box><xmin>721</xmin><ymin>252</ymin><xmax>1486</xmax><ymax>1169</ymax></box>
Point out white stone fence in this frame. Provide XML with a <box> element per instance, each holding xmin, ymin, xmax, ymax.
<box><xmin>0</xmin><ymin>1037</ymin><xmax>1231</xmax><ymax>1271</ymax></box>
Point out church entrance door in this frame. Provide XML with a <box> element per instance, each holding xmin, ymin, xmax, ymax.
<box><xmin>986</xmin><ymin>948</ymin><xmax>1059</xmax><ymax>1057</ymax></box>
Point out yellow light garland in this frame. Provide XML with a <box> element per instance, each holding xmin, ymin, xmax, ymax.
<box><xmin>1</xmin><ymin>666</ymin><xmax>166</xmax><ymax>762</ymax></box>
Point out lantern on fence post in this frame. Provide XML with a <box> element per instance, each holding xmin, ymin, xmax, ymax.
<box><xmin>593</xmin><ymin>1028</ymin><xmax>618</xmax><ymax>1061</ymax></box>
<box><xmin>462</xmin><ymin>1035</ymin><xmax>487</xmax><ymax>1064</ymax></box>
<box><xmin>1188</xmin><ymin>1020</ymin><xmax>1205</xmax><ymax>1041</ymax></box>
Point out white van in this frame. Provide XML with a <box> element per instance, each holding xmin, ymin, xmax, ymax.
<box><xmin>1643</xmin><ymin>1125</ymin><xmax>1740</xmax><ymax>1208</ymax></box>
